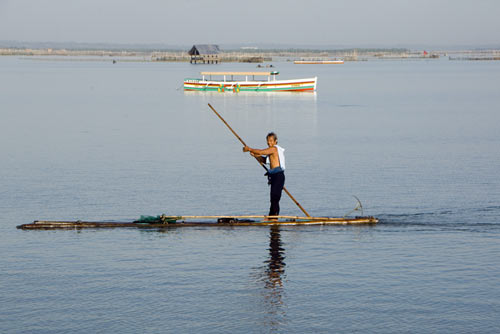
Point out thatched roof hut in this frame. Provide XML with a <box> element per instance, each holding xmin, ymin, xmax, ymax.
<box><xmin>188</xmin><ymin>44</ymin><xmax>221</xmax><ymax>64</ymax></box>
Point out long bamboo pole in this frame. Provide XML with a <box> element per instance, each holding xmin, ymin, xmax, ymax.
<box><xmin>160</xmin><ymin>215</ymin><xmax>346</xmax><ymax>221</ymax></box>
<box><xmin>208</xmin><ymin>103</ymin><xmax>311</xmax><ymax>217</ymax></box>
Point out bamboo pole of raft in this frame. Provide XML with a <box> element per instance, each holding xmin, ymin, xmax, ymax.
<box><xmin>30</xmin><ymin>215</ymin><xmax>371</xmax><ymax>223</ymax></box>
<box><xmin>208</xmin><ymin>103</ymin><xmax>311</xmax><ymax>217</ymax></box>
<box><xmin>159</xmin><ymin>215</ymin><xmax>353</xmax><ymax>221</ymax></box>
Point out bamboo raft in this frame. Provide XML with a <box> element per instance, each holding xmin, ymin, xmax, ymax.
<box><xmin>17</xmin><ymin>215</ymin><xmax>378</xmax><ymax>230</ymax></box>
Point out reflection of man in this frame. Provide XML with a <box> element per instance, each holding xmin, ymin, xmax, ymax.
<box><xmin>243</xmin><ymin>132</ymin><xmax>285</xmax><ymax>217</ymax></box>
<box><xmin>267</xmin><ymin>226</ymin><xmax>286</xmax><ymax>288</ymax></box>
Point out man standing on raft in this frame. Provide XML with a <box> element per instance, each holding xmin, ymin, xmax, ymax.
<box><xmin>243</xmin><ymin>132</ymin><xmax>286</xmax><ymax>217</ymax></box>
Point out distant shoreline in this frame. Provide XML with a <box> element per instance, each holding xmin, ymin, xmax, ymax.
<box><xmin>1</xmin><ymin>48</ymin><xmax>499</xmax><ymax>62</ymax></box>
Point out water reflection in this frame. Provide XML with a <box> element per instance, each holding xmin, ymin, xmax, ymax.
<box><xmin>252</xmin><ymin>226</ymin><xmax>287</xmax><ymax>331</ymax></box>
<box><xmin>264</xmin><ymin>226</ymin><xmax>286</xmax><ymax>290</ymax></box>
<box><xmin>184</xmin><ymin>90</ymin><xmax>317</xmax><ymax>100</ymax></box>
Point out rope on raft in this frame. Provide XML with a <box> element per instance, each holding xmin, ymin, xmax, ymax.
<box><xmin>134</xmin><ymin>214</ymin><xmax>180</xmax><ymax>224</ymax></box>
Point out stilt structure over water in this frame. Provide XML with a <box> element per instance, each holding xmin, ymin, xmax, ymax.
<box><xmin>188</xmin><ymin>44</ymin><xmax>220</xmax><ymax>64</ymax></box>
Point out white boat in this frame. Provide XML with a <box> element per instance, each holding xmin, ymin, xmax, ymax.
<box><xmin>294</xmin><ymin>59</ymin><xmax>344</xmax><ymax>64</ymax></box>
<box><xmin>184</xmin><ymin>71</ymin><xmax>317</xmax><ymax>92</ymax></box>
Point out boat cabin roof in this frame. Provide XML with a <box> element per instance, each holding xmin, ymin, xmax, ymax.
<box><xmin>200</xmin><ymin>71</ymin><xmax>278</xmax><ymax>76</ymax></box>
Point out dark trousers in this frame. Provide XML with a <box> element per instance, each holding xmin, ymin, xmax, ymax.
<box><xmin>269</xmin><ymin>171</ymin><xmax>285</xmax><ymax>216</ymax></box>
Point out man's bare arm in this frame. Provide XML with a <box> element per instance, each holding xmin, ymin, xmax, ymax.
<box><xmin>243</xmin><ymin>146</ymin><xmax>277</xmax><ymax>156</ymax></box>
<box><xmin>243</xmin><ymin>145</ymin><xmax>279</xmax><ymax>168</ymax></box>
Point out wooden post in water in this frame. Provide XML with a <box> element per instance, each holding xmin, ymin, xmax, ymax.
<box><xmin>208</xmin><ymin>103</ymin><xmax>311</xmax><ymax>217</ymax></box>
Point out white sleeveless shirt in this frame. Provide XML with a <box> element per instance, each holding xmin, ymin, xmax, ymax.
<box><xmin>266</xmin><ymin>145</ymin><xmax>286</xmax><ymax>170</ymax></box>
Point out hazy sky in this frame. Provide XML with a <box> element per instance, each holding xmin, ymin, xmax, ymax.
<box><xmin>1</xmin><ymin>0</ymin><xmax>499</xmax><ymax>47</ymax></box>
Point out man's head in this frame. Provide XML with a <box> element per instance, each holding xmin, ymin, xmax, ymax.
<box><xmin>266</xmin><ymin>132</ymin><xmax>278</xmax><ymax>147</ymax></box>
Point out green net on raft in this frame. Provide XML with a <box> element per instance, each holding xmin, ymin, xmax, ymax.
<box><xmin>134</xmin><ymin>215</ymin><xmax>180</xmax><ymax>224</ymax></box>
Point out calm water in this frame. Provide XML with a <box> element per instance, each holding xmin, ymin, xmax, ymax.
<box><xmin>1</xmin><ymin>56</ymin><xmax>500</xmax><ymax>333</ymax></box>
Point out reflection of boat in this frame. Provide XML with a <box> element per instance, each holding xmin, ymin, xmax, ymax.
<box><xmin>184</xmin><ymin>71</ymin><xmax>317</xmax><ymax>92</ymax></box>
<box><xmin>294</xmin><ymin>59</ymin><xmax>344</xmax><ymax>64</ymax></box>
<box><xmin>183</xmin><ymin>90</ymin><xmax>317</xmax><ymax>100</ymax></box>
<box><xmin>18</xmin><ymin>215</ymin><xmax>378</xmax><ymax>229</ymax></box>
